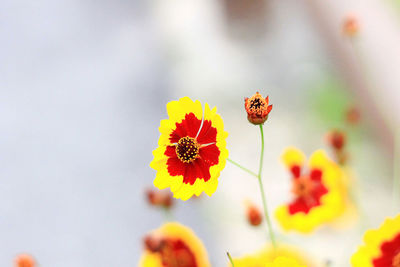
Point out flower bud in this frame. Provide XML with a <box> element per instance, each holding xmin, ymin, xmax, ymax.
<box><xmin>326</xmin><ymin>130</ymin><xmax>346</xmax><ymax>151</ymax></box>
<box><xmin>144</xmin><ymin>234</ymin><xmax>165</xmax><ymax>253</ymax></box>
<box><xmin>244</xmin><ymin>92</ymin><xmax>273</xmax><ymax>125</ymax></box>
<box><xmin>343</xmin><ymin>15</ymin><xmax>359</xmax><ymax>37</ymax></box>
<box><xmin>146</xmin><ymin>189</ymin><xmax>174</xmax><ymax>209</ymax></box>
<box><xmin>245</xmin><ymin>200</ymin><xmax>263</xmax><ymax>226</ymax></box>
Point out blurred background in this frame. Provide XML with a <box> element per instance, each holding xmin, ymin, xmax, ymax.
<box><xmin>2</xmin><ymin>0</ymin><xmax>400</xmax><ymax>266</ymax></box>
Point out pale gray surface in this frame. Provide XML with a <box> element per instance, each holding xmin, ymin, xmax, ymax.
<box><xmin>1</xmin><ymin>0</ymin><xmax>171</xmax><ymax>266</ymax></box>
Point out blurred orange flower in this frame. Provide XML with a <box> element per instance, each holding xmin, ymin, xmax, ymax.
<box><xmin>139</xmin><ymin>222</ymin><xmax>210</xmax><ymax>267</ymax></box>
<box><xmin>343</xmin><ymin>14</ymin><xmax>360</xmax><ymax>37</ymax></box>
<box><xmin>275</xmin><ymin>148</ymin><xmax>347</xmax><ymax>233</ymax></box>
<box><xmin>244</xmin><ymin>200</ymin><xmax>263</xmax><ymax>226</ymax></box>
<box><xmin>351</xmin><ymin>214</ymin><xmax>400</xmax><ymax>267</ymax></box>
<box><xmin>150</xmin><ymin>97</ymin><xmax>228</xmax><ymax>201</ymax></box>
<box><xmin>244</xmin><ymin>92</ymin><xmax>273</xmax><ymax>125</ymax></box>
<box><xmin>15</xmin><ymin>254</ymin><xmax>35</xmax><ymax>267</ymax></box>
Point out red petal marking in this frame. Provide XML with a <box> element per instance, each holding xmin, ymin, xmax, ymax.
<box><xmin>288</xmin><ymin>197</ymin><xmax>312</xmax><ymax>214</ymax></box>
<box><xmin>165</xmin><ymin>146</ymin><xmax>177</xmax><ymax>157</ymax></box>
<box><xmin>169</xmin><ymin>113</ymin><xmax>202</xmax><ymax>143</ymax></box>
<box><xmin>267</xmin><ymin>104</ymin><xmax>273</xmax><ymax>113</ymax></box>
<box><xmin>290</xmin><ymin>165</ymin><xmax>301</xmax><ymax>178</ymax></box>
<box><xmin>166</xmin><ymin>157</ymin><xmax>187</xmax><ymax>177</ymax></box>
<box><xmin>310</xmin><ymin>169</ymin><xmax>322</xmax><ymax>181</ymax></box>
<box><xmin>310</xmin><ymin>183</ymin><xmax>328</xmax><ymax>199</ymax></box>
<box><xmin>288</xmin><ymin>169</ymin><xmax>329</xmax><ymax>215</ymax></box>
<box><xmin>164</xmin><ymin>114</ymin><xmax>220</xmax><ymax>185</ymax></box>
<box><xmin>183</xmin><ymin>159</ymin><xmax>211</xmax><ymax>185</ymax></box>
<box><xmin>373</xmin><ymin>233</ymin><xmax>400</xmax><ymax>267</ymax></box>
<box><xmin>199</xmin><ymin>144</ymin><xmax>220</xmax><ymax>165</ymax></box>
<box><xmin>159</xmin><ymin>238</ymin><xmax>198</xmax><ymax>267</ymax></box>
<box><xmin>196</xmin><ymin>119</ymin><xmax>217</xmax><ymax>145</ymax></box>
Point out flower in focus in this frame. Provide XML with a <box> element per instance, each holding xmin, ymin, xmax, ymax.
<box><xmin>244</xmin><ymin>92</ymin><xmax>273</xmax><ymax>125</ymax></box>
<box><xmin>139</xmin><ymin>222</ymin><xmax>210</xmax><ymax>267</ymax></box>
<box><xmin>343</xmin><ymin>14</ymin><xmax>360</xmax><ymax>37</ymax></box>
<box><xmin>245</xmin><ymin>200</ymin><xmax>263</xmax><ymax>226</ymax></box>
<box><xmin>229</xmin><ymin>244</ymin><xmax>315</xmax><ymax>267</ymax></box>
<box><xmin>275</xmin><ymin>147</ymin><xmax>346</xmax><ymax>233</ymax></box>
<box><xmin>15</xmin><ymin>254</ymin><xmax>35</xmax><ymax>267</ymax></box>
<box><xmin>146</xmin><ymin>188</ymin><xmax>174</xmax><ymax>209</ymax></box>
<box><xmin>150</xmin><ymin>97</ymin><xmax>228</xmax><ymax>201</ymax></box>
<box><xmin>351</xmin><ymin>214</ymin><xmax>400</xmax><ymax>267</ymax></box>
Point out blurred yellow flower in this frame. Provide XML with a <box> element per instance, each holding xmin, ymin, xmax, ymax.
<box><xmin>229</xmin><ymin>244</ymin><xmax>315</xmax><ymax>267</ymax></box>
<box><xmin>351</xmin><ymin>214</ymin><xmax>400</xmax><ymax>267</ymax></box>
<box><xmin>139</xmin><ymin>222</ymin><xmax>210</xmax><ymax>267</ymax></box>
<box><xmin>275</xmin><ymin>147</ymin><xmax>347</xmax><ymax>233</ymax></box>
<box><xmin>265</xmin><ymin>257</ymin><xmax>307</xmax><ymax>267</ymax></box>
<box><xmin>150</xmin><ymin>97</ymin><xmax>228</xmax><ymax>200</ymax></box>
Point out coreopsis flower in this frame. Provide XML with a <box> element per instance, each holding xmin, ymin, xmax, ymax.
<box><xmin>244</xmin><ymin>92</ymin><xmax>273</xmax><ymax>125</ymax></box>
<box><xmin>351</xmin><ymin>214</ymin><xmax>400</xmax><ymax>267</ymax></box>
<box><xmin>146</xmin><ymin>188</ymin><xmax>174</xmax><ymax>209</ymax></box>
<box><xmin>139</xmin><ymin>222</ymin><xmax>210</xmax><ymax>267</ymax></box>
<box><xmin>343</xmin><ymin>14</ymin><xmax>360</xmax><ymax>37</ymax></box>
<box><xmin>150</xmin><ymin>97</ymin><xmax>228</xmax><ymax>201</ymax></box>
<box><xmin>275</xmin><ymin>147</ymin><xmax>346</xmax><ymax>233</ymax></box>
<box><xmin>245</xmin><ymin>200</ymin><xmax>263</xmax><ymax>226</ymax></box>
<box><xmin>229</xmin><ymin>244</ymin><xmax>315</xmax><ymax>267</ymax></box>
<box><xmin>14</xmin><ymin>254</ymin><xmax>35</xmax><ymax>267</ymax></box>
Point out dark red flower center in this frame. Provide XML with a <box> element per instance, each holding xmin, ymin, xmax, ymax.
<box><xmin>176</xmin><ymin>137</ymin><xmax>200</xmax><ymax>163</ymax></box>
<box><xmin>249</xmin><ymin>97</ymin><xmax>264</xmax><ymax>110</ymax></box>
<box><xmin>165</xmin><ymin>113</ymin><xmax>220</xmax><ymax>185</ymax></box>
<box><xmin>372</xmin><ymin>232</ymin><xmax>400</xmax><ymax>267</ymax></box>
<box><xmin>247</xmin><ymin>95</ymin><xmax>267</xmax><ymax>116</ymax></box>
<box><xmin>145</xmin><ymin>236</ymin><xmax>197</xmax><ymax>267</ymax></box>
<box><xmin>288</xmin><ymin>168</ymin><xmax>328</xmax><ymax>215</ymax></box>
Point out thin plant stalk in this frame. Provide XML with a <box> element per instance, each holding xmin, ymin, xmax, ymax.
<box><xmin>258</xmin><ymin>124</ymin><xmax>277</xmax><ymax>249</ymax></box>
<box><xmin>227</xmin><ymin>158</ymin><xmax>258</xmax><ymax>178</ymax></box>
<box><xmin>393</xmin><ymin>127</ymin><xmax>400</xmax><ymax>212</ymax></box>
<box><xmin>227</xmin><ymin>252</ymin><xmax>235</xmax><ymax>267</ymax></box>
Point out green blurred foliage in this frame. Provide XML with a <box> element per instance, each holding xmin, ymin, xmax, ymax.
<box><xmin>307</xmin><ymin>76</ymin><xmax>351</xmax><ymax>129</ymax></box>
<box><xmin>391</xmin><ymin>0</ymin><xmax>400</xmax><ymax>11</ymax></box>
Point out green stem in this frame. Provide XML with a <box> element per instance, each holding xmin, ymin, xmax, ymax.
<box><xmin>227</xmin><ymin>158</ymin><xmax>258</xmax><ymax>178</ymax></box>
<box><xmin>163</xmin><ymin>207</ymin><xmax>173</xmax><ymax>222</ymax></box>
<box><xmin>227</xmin><ymin>252</ymin><xmax>235</xmax><ymax>267</ymax></box>
<box><xmin>258</xmin><ymin>125</ymin><xmax>277</xmax><ymax>249</ymax></box>
<box><xmin>393</xmin><ymin>128</ymin><xmax>400</xmax><ymax>212</ymax></box>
